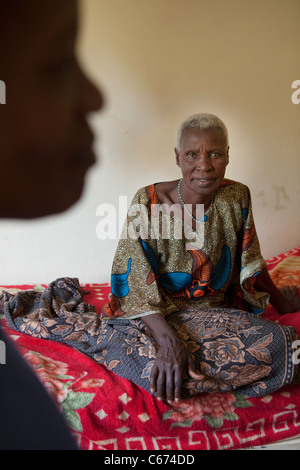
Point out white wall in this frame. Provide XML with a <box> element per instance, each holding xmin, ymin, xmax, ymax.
<box><xmin>0</xmin><ymin>0</ymin><xmax>299</xmax><ymax>285</ymax></box>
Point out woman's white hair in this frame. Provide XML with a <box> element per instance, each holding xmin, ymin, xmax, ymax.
<box><xmin>176</xmin><ymin>113</ymin><xmax>229</xmax><ymax>150</ymax></box>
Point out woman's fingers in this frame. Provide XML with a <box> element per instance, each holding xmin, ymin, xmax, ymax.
<box><xmin>281</xmin><ymin>285</ymin><xmax>298</xmax><ymax>298</ymax></box>
<box><xmin>188</xmin><ymin>362</ymin><xmax>206</xmax><ymax>381</ymax></box>
<box><xmin>167</xmin><ymin>368</ymin><xmax>183</xmax><ymax>403</ymax></box>
<box><xmin>156</xmin><ymin>370</ymin><xmax>167</xmax><ymax>401</ymax></box>
<box><xmin>188</xmin><ymin>368</ymin><xmax>205</xmax><ymax>381</ymax></box>
<box><xmin>150</xmin><ymin>362</ymin><xmax>182</xmax><ymax>402</ymax></box>
<box><xmin>165</xmin><ymin>370</ymin><xmax>175</xmax><ymax>403</ymax></box>
<box><xmin>150</xmin><ymin>364</ymin><xmax>159</xmax><ymax>395</ymax></box>
<box><xmin>174</xmin><ymin>371</ymin><xmax>183</xmax><ymax>403</ymax></box>
<box><xmin>151</xmin><ymin>363</ymin><xmax>204</xmax><ymax>403</ymax></box>
<box><xmin>280</xmin><ymin>285</ymin><xmax>292</xmax><ymax>297</ymax></box>
<box><xmin>280</xmin><ymin>285</ymin><xmax>300</xmax><ymax>312</ymax></box>
<box><xmin>150</xmin><ymin>361</ymin><xmax>168</xmax><ymax>401</ymax></box>
<box><xmin>150</xmin><ymin>351</ymin><xmax>205</xmax><ymax>402</ymax></box>
<box><xmin>153</xmin><ymin>368</ymin><xmax>178</xmax><ymax>402</ymax></box>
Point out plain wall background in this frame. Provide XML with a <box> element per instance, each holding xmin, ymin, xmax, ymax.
<box><xmin>0</xmin><ymin>0</ymin><xmax>299</xmax><ymax>285</ymax></box>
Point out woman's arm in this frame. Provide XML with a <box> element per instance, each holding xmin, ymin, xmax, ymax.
<box><xmin>254</xmin><ymin>268</ymin><xmax>300</xmax><ymax>314</ymax></box>
<box><xmin>142</xmin><ymin>313</ymin><xmax>203</xmax><ymax>403</ymax></box>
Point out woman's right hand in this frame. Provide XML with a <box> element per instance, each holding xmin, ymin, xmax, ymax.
<box><xmin>150</xmin><ymin>335</ymin><xmax>203</xmax><ymax>402</ymax></box>
<box><xmin>142</xmin><ymin>313</ymin><xmax>203</xmax><ymax>403</ymax></box>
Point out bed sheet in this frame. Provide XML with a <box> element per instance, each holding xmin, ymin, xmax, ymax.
<box><xmin>0</xmin><ymin>247</ymin><xmax>300</xmax><ymax>451</ymax></box>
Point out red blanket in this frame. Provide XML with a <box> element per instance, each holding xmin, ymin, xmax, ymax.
<box><xmin>1</xmin><ymin>247</ymin><xmax>300</xmax><ymax>451</ymax></box>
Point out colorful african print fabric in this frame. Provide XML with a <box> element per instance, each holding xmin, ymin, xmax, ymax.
<box><xmin>102</xmin><ymin>179</ymin><xmax>269</xmax><ymax>320</ymax></box>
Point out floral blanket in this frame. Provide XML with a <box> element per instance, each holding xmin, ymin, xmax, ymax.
<box><xmin>0</xmin><ymin>247</ymin><xmax>300</xmax><ymax>451</ymax></box>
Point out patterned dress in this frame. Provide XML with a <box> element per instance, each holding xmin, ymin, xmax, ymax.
<box><xmin>98</xmin><ymin>179</ymin><xmax>299</xmax><ymax>396</ymax></box>
<box><xmin>103</xmin><ymin>179</ymin><xmax>269</xmax><ymax>319</ymax></box>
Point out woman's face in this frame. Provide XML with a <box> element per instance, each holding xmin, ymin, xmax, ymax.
<box><xmin>0</xmin><ymin>0</ymin><xmax>104</xmax><ymax>218</ymax></box>
<box><xmin>175</xmin><ymin>127</ymin><xmax>229</xmax><ymax>200</ymax></box>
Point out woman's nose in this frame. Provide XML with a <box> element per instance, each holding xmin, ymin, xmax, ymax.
<box><xmin>195</xmin><ymin>154</ymin><xmax>212</xmax><ymax>171</ymax></box>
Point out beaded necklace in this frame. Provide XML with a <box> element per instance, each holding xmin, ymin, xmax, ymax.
<box><xmin>177</xmin><ymin>178</ymin><xmax>215</xmax><ymax>225</ymax></box>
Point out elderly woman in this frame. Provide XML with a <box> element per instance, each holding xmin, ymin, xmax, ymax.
<box><xmin>100</xmin><ymin>113</ymin><xmax>300</xmax><ymax>402</ymax></box>
<box><xmin>4</xmin><ymin>114</ymin><xmax>299</xmax><ymax>406</ymax></box>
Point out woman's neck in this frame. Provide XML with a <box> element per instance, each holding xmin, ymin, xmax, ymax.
<box><xmin>178</xmin><ymin>179</ymin><xmax>213</xmax><ymax>212</ymax></box>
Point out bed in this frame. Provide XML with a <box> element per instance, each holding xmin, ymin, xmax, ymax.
<box><xmin>0</xmin><ymin>246</ymin><xmax>300</xmax><ymax>451</ymax></box>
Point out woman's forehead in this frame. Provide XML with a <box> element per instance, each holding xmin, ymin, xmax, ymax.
<box><xmin>181</xmin><ymin>128</ymin><xmax>227</xmax><ymax>149</ymax></box>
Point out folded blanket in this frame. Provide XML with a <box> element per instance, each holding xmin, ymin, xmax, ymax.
<box><xmin>1</xmin><ymin>278</ymin><xmax>102</xmax><ymax>357</ymax></box>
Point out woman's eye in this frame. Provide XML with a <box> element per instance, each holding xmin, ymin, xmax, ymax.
<box><xmin>187</xmin><ymin>152</ymin><xmax>196</xmax><ymax>159</ymax></box>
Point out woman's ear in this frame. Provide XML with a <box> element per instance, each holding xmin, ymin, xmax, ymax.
<box><xmin>175</xmin><ymin>148</ymin><xmax>181</xmax><ymax>167</ymax></box>
<box><xmin>226</xmin><ymin>147</ymin><xmax>230</xmax><ymax>165</ymax></box>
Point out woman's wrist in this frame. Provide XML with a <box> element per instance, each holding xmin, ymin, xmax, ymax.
<box><xmin>142</xmin><ymin>313</ymin><xmax>182</xmax><ymax>346</ymax></box>
<box><xmin>156</xmin><ymin>332</ymin><xmax>184</xmax><ymax>349</ymax></box>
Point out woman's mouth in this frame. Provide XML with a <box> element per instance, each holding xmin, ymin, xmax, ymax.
<box><xmin>194</xmin><ymin>177</ymin><xmax>215</xmax><ymax>185</ymax></box>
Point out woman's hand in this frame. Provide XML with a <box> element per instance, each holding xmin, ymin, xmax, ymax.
<box><xmin>150</xmin><ymin>335</ymin><xmax>202</xmax><ymax>403</ymax></box>
<box><xmin>279</xmin><ymin>285</ymin><xmax>300</xmax><ymax>313</ymax></box>
<box><xmin>254</xmin><ymin>269</ymin><xmax>300</xmax><ymax>315</ymax></box>
<box><xmin>142</xmin><ymin>313</ymin><xmax>203</xmax><ymax>403</ymax></box>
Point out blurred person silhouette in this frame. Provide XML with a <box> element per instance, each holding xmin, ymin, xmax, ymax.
<box><xmin>0</xmin><ymin>0</ymin><xmax>103</xmax><ymax>449</ymax></box>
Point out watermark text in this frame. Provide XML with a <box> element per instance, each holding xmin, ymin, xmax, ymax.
<box><xmin>96</xmin><ymin>197</ymin><xmax>205</xmax><ymax>250</ymax></box>
<box><xmin>0</xmin><ymin>80</ymin><xmax>6</xmax><ymax>104</ymax></box>
<box><xmin>292</xmin><ymin>340</ymin><xmax>300</xmax><ymax>365</ymax></box>
<box><xmin>291</xmin><ymin>80</ymin><xmax>300</xmax><ymax>105</ymax></box>
<box><xmin>0</xmin><ymin>340</ymin><xmax>6</xmax><ymax>365</ymax></box>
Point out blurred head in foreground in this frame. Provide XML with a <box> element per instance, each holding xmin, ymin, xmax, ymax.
<box><xmin>0</xmin><ymin>0</ymin><xmax>104</xmax><ymax>218</ymax></box>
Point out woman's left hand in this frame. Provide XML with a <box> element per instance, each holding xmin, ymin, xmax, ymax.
<box><xmin>279</xmin><ymin>285</ymin><xmax>300</xmax><ymax>313</ymax></box>
<box><xmin>254</xmin><ymin>269</ymin><xmax>300</xmax><ymax>315</ymax></box>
